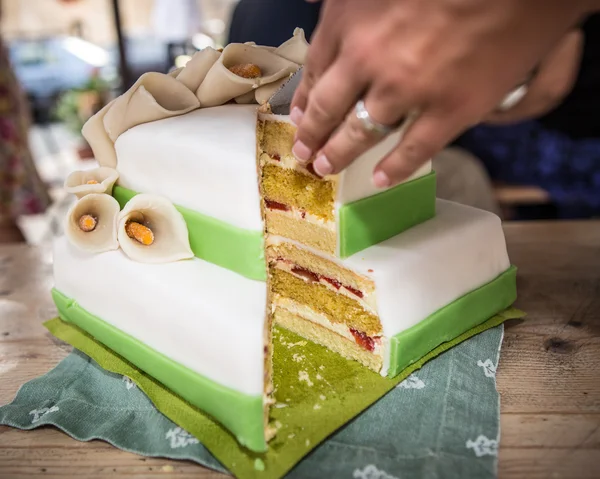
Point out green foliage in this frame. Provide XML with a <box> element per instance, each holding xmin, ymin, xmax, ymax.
<box><xmin>53</xmin><ymin>73</ymin><xmax>110</xmax><ymax>136</ymax></box>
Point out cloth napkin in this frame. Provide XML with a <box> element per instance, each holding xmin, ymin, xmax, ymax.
<box><xmin>0</xmin><ymin>310</ymin><xmax>523</xmax><ymax>479</ymax></box>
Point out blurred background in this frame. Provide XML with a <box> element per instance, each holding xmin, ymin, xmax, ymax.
<box><xmin>0</xmin><ymin>0</ymin><xmax>598</xmax><ymax>246</ymax></box>
<box><xmin>0</xmin><ymin>0</ymin><xmax>236</xmax><ymax>244</ymax></box>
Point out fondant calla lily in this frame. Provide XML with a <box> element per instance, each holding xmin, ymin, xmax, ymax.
<box><xmin>64</xmin><ymin>167</ymin><xmax>119</xmax><ymax>199</ymax></box>
<box><xmin>117</xmin><ymin>194</ymin><xmax>193</xmax><ymax>263</ymax></box>
<box><xmin>81</xmin><ymin>30</ymin><xmax>307</xmax><ymax>168</ymax></box>
<box><xmin>65</xmin><ymin>193</ymin><xmax>120</xmax><ymax>253</ymax></box>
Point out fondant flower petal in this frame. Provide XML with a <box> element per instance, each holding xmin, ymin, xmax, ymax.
<box><xmin>176</xmin><ymin>47</ymin><xmax>221</xmax><ymax>93</ymax></box>
<box><xmin>255</xmin><ymin>77</ymin><xmax>289</xmax><ymax>105</ymax></box>
<box><xmin>65</xmin><ymin>193</ymin><xmax>120</xmax><ymax>253</ymax></box>
<box><xmin>102</xmin><ymin>72</ymin><xmax>200</xmax><ymax>143</ymax></box>
<box><xmin>81</xmin><ymin>99</ymin><xmax>118</xmax><ymax>168</ymax></box>
<box><xmin>64</xmin><ymin>167</ymin><xmax>119</xmax><ymax>199</ymax></box>
<box><xmin>117</xmin><ymin>194</ymin><xmax>193</xmax><ymax>263</ymax></box>
<box><xmin>235</xmin><ymin>90</ymin><xmax>259</xmax><ymax>104</ymax></box>
<box><xmin>274</xmin><ymin>28</ymin><xmax>309</xmax><ymax>64</ymax></box>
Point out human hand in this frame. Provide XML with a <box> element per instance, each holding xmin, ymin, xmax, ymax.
<box><xmin>290</xmin><ymin>0</ymin><xmax>593</xmax><ymax>187</ymax></box>
<box><xmin>485</xmin><ymin>30</ymin><xmax>583</xmax><ymax>124</ymax></box>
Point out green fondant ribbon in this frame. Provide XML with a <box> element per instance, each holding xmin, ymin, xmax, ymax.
<box><xmin>388</xmin><ymin>265</ymin><xmax>518</xmax><ymax>376</ymax></box>
<box><xmin>113</xmin><ymin>186</ymin><xmax>266</xmax><ymax>281</ymax></box>
<box><xmin>338</xmin><ymin>172</ymin><xmax>437</xmax><ymax>258</ymax></box>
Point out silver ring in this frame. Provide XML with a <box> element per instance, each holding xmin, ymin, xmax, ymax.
<box><xmin>497</xmin><ymin>84</ymin><xmax>529</xmax><ymax>112</ymax></box>
<box><xmin>354</xmin><ymin>100</ymin><xmax>396</xmax><ymax>136</ymax></box>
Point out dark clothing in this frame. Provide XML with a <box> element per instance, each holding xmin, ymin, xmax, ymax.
<box><xmin>227</xmin><ymin>0</ymin><xmax>321</xmax><ymax>46</ymax></box>
<box><xmin>539</xmin><ymin>15</ymin><xmax>600</xmax><ymax>139</ymax></box>
<box><xmin>457</xmin><ymin>122</ymin><xmax>600</xmax><ymax>218</ymax></box>
<box><xmin>457</xmin><ymin>14</ymin><xmax>600</xmax><ymax>218</ymax></box>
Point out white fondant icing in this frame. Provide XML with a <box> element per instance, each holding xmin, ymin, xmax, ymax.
<box><xmin>336</xmin><ymin>133</ymin><xmax>432</xmax><ymax>205</ymax></box>
<box><xmin>344</xmin><ymin>200</ymin><xmax>510</xmax><ymax>341</ymax></box>
<box><xmin>115</xmin><ymin>104</ymin><xmax>263</xmax><ymax>231</ymax></box>
<box><xmin>53</xmin><ymin>237</ymin><xmax>267</xmax><ymax>395</ymax></box>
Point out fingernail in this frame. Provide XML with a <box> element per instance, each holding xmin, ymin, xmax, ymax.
<box><xmin>313</xmin><ymin>154</ymin><xmax>334</xmax><ymax>176</ymax></box>
<box><xmin>290</xmin><ymin>107</ymin><xmax>304</xmax><ymax>126</ymax></box>
<box><xmin>292</xmin><ymin>140</ymin><xmax>312</xmax><ymax>163</ymax></box>
<box><xmin>373</xmin><ymin>170</ymin><xmax>391</xmax><ymax>188</ymax></box>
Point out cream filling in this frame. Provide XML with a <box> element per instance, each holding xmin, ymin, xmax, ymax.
<box><xmin>265</xmin><ymin>202</ymin><xmax>336</xmax><ymax>231</ymax></box>
<box><xmin>272</xmin><ymin>260</ymin><xmax>377</xmax><ymax>314</ymax></box>
<box><xmin>258</xmin><ymin>113</ymin><xmax>293</xmax><ymax>124</ymax></box>
<box><xmin>267</xmin><ymin>235</ymin><xmax>377</xmax><ymax>280</ymax></box>
<box><xmin>259</xmin><ymin>151</ymin><xmax>334</xmax><ymax>181</ymax></box>
<box><xmin>273</xmin><ymin>296</ymin><xmax>385</xmax><ymax>357</ymax></box>
<box><xmin>260</xmin><ymin>152</ymin><xmax>298</xmax><ymax>170</ymax></box>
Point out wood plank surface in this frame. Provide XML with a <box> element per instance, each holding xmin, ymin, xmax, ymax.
<box><xmin>1</xmin><ymin>221</ymin><xmax>599</xmax><ymax>477</ymax></box>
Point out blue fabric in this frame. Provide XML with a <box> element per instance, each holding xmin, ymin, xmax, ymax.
<box><xmin>458</xmin><ymin>122</ymin><xmax>600</xmax><ymax>218</ymax></box>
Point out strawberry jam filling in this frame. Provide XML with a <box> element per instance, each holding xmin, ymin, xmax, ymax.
<box><xmin>265</xmin><ymin>199</ymin><xmax>289</xmax><ymax>211</ymax></box>
<box><xmin>280</xmin><ymin>260</ymin><xmax>365</xmax><ymax>299</ymax></box>
<box><xmin>275</xmin><ymin>259</ymin><xmax>377</xmax><ymax>352</ymax></box>
<box><xmin>291</xmin><ymin>266</ymin><xmax>320</xmax><ymax>283</ymax></box>
<box><xmin>344</xmin><ymin>285</ymin><xmax>364</xmax><ymax>299</ymax></box>
<box><xmin>264</xmin><ymin>199</ymin><xmax>310</xmax><ymax>218</ymax></box>
<box><xmin>350</xmin><ymin>329</ymin><xmax>375</xmax><ymax>352</ymax></box>
<box><xmin>322</xmin><ymin>277</ymin><xmax>342</xmax><ymax>290</ymax></box>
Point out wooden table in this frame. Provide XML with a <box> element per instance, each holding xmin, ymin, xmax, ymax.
<box><xmin>1</xmin><ymin>222</ymin><xmax>599</xmax><ymax>478</ymax></box>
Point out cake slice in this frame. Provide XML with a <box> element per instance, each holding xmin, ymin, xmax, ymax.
<box><xmin>265</xmin><ymin>200</ymin><xmax>515</xmax><ymax>376</ymax></box>
<box><xmin>258</xmin><ymin>112</ymin><xmax>436</xmax><ymax>257</ymax></box>
<box><xmin>52</xmin><ymin>238</ymin><xmax>273</xmax><ymax>451</ymax></box>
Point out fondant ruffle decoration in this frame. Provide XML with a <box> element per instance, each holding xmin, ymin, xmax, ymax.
<box><xmin>196</xmin><ymin>43</ymin><xmax>299</xmax><ymax>107</ymax></box>
<box><xmin>254</xmin><ymin>78</ymin><xmax>289</xmax><ymax>106</ymax></box>
<box><xmin>64</xmin><ymin>167</ymin><xmax>119</xmax><ymax>199</ymax></box>
<box><xmin>175</xmin><ymin>47</ymin><xmax>221</xmax><ymax>93</ymax></box>
<box><xmin>84</xmin><ymin>73</ymin><xmax>200</xmax><ymax>168</ymax></box>
<box><xmin>81</xmin><ymin>29</ymin><xmax>308</xmax><ymax>168</ymax></box>
<box><xmin>81</xmin><ymin>99</ymin><xmax>118</xmax><ymax>168</ymax></box>
<box><xmin>252</xmin><ymin>28</ymin><xmax>309</xmax><ymax>104</ymax></box>
<box><xmin>117</xmin><ymin>194</ymin><xmax>193</xmax><ymax>263</ymax></box>
<box><xmin>65</xmin><ymin>193</ymin><xmax>120</xmax><ymax>253</ymax></box>
<box><xmin>273</xmin><ymin>27</ymin><xmax>309</xmax><ymax>64</ymax></box>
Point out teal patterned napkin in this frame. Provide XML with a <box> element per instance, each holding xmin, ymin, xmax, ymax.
<box><xmin>0</xmin><ymin>324</ymin><xmax>505</xmax><ymax>479</ymax></box>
